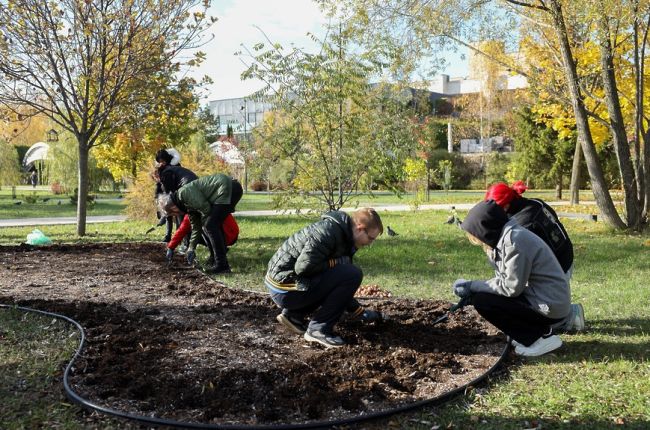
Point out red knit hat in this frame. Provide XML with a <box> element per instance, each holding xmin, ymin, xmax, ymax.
<box><xmin>511</xmin><ymin>180</ymin><xmax>528</xmax><ymax>195</ymax></box>
<box><xmin>484</xmin><ymin>182</ymin><xmax>521</xmax><ymax>207</ymax></box>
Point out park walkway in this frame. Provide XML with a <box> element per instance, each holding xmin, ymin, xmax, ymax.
<box><xmin>0</xmin><ymin>201</ymin><xmax>590</xmax><ymax>228</ymax></box>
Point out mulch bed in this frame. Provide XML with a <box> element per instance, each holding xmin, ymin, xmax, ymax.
<box><xmin>0</xmin><ymin>243</ymin><xmax>506</xmax><ymax>427</ymax></box>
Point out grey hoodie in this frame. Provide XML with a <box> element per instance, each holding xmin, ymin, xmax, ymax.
<box><xmin>470</xmin><ymin>219</ymin><xmax>571</xmax><ymax>319</ymax></box>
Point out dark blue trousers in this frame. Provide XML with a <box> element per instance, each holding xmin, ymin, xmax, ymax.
<box><xmin>270</xmin><ymin>264</ymin><xmax>363</xmax><ymax>333</ymax></box>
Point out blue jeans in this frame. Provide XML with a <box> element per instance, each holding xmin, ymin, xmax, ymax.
<box><xmin>270</xmin><ymin>264</ymin><xmax>363</xmax><ymax>333</ymax></box>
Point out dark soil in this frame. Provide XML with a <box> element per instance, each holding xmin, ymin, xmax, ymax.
<box><xmin>0</xmin><ymin>243</ymin><xmax>506</xmax><ymax>427</ymax></box>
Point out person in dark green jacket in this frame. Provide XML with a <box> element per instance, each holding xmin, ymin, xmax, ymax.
<box><xmin>157</xmin><ymin>173</ymin><xmax>243</xmax><ymax>274</ymax></box>
<box><xmin>265</xmin><ymin>208</ymin><xmax>384</xmax><ymax>348</ymax></box>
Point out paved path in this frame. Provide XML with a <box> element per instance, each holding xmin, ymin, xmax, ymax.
<box><xmin>0</xmin><ymin>201</ymin><xmax>589</xmax><ymax>228</ymax></box>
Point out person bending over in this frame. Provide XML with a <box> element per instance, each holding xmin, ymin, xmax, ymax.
<box><xmin>453</xmin><ymin>200</ymin><xmax>571</xmax><ymax>357</ymax></box>
<box><xmin>157</xmin><ymin>173</ymin><xmax>243</xmax><ymax>275</ymax></box>
<box><xmin>485</xmin><ymin>181</ymin><xmax>584</xmax><ymax>332</ymax></box>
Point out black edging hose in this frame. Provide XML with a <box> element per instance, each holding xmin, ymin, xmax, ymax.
<box><xmin>1</xmin><ymin>303</ymin><xmax>510</xmax><ymax>430</ymax></box>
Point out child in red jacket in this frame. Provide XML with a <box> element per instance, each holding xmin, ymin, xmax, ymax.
<box><xmin>165</xmin><ymin>214</ymin><xmax>239</xmax><ymax>263</ymax></box>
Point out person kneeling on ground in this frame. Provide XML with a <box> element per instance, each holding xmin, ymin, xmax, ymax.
<box><xmin>157</xmin><ymin>173</ymin><xmax>243</xmax><ymax>275</ymax></box>
<box><xmin>485</xmin><ymin>181</ymin><xmax>584</xmax><ymax>332</ymax></box>
<box><xmin>265</xmin><ymin>207</ymin><xmax>384</xmax><ymax>348</ymax></box>
<box><xmin>453</xmin><ymin>200</ymin><xmax>571</xmax><ymax>357</ymax></box>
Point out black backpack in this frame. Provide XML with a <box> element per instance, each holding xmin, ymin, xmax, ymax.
<box><xmin>511</xmin><ymin>198</ymin><xmax>574</xmax><ymax>272</ymax></box>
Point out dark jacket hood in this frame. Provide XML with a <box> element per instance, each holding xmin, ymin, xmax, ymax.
<box><xmin>460</xmin><ymin>200</ymin><xmax>509</xmax><ymax>248</ymax></box>
<box><xmin>321</xmin><ymin>210</ymin><xmax>353</xmax><ymax>243</ymax></box>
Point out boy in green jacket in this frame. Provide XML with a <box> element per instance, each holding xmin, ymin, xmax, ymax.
<box><xmin>265</xmin><ymin>208</ymin><xmax>383</xmax><ymax>348</ymax></box>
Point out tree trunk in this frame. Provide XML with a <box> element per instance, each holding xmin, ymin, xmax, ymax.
<box><xmin>570</xmin><ymin>139</ymin><xmax>581</xmax><ymax>204</ymax></box>
<box><xmin>556</xmin><ymin>174</ymin><xmax>563</xmax><ymax>200</ymax></box>
<box><xmin>549</xmin><ymin>0</ymin><xmax>626</xmax><ymax>229</ymax></box>
<box><xmin>77</xmin><ymin>136</ymin><xmax>89</xmax><ymax>236</ymax></box>
<box><xmin>641</xmin><ymin>130</ymin><xmax>650</xmax><ymax>215</ymax></box>
<box><xmin>598</xmin><ymin>16</ymin><xmax>642</xmax><ymax>230</ymax></box>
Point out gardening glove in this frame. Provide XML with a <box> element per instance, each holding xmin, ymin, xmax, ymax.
<box><xmin>186</xmin><ymin>249</ymin><xmax>196</xmax><ymax>265</ymax></box>
<box><xmin>360</xmin><ymin>309</ymin><xmax>383</xmax><ymax>323</ymax></box>
<box><xmin>452</xmin><ymin>279</ymin><xmax>472</xmax><ymax>298</ymax></box>
<box><xmin>165</xmin><ymin>248</ymin><xmax>174</xmax><ymax>264</ymax></box>
<box><xmin>328</xmin><ymin>255</ymin><xmax>351</xmax><ymax>268</ymax></box>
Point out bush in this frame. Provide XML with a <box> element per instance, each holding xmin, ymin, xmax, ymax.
<box><xmin>69</xmin><ymin>189</ymin><xmax>96</xmax><ymax>205</ymax></box>
<box><xmin>250</xmin><ymin>180</ymin><xmax>268</xmax><ymax>192</ymax></box>
<box><xmin>23</xmin><ymin>193</ymin><xmax>38</xmax><ymax>204</ymax></box>
<box><xmin>50</xmin><ymin>182</ymin><xmax>66</xmax><ymax>195</ymax></box>
<box><xmin>125</xmin><ymin>167</ymin><xmax>157</xmax><ymax>222</ymax></box>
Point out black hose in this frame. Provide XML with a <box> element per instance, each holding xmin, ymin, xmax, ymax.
<box><xmin>0</xmin><ymin>303</ymin><xmax>510</xmax><ymax>430</ymax></box>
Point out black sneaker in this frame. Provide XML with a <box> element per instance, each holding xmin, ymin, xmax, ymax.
<box><xmin>303</xmin><ymin>329</ymin><xmax>345</xmax><ymax>348</ymax></box>
<box><xmin>276</xmin><ymin>313</ymin><xmax>307</xmax><ymax>334</ymax></box>
<box><xmin>204</xmin><ymin>265</ymin><xmax>232</xmax><ymax>275</ymax></box>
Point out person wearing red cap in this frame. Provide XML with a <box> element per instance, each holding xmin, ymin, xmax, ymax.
<box><xmin>485</xmin><ymin>181</ymin><xmax>584</xmax><ymax>333</ymax></box>
<box><xmin>454</xmin><ymin>200</ymin><xmax>571</xmax><ymax>357</ymax></box>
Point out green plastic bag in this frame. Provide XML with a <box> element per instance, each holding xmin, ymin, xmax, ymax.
<box><xmin>26</xmin><ymin>229</ymin><xmax>52</xmax><ymax>246</ymax></box>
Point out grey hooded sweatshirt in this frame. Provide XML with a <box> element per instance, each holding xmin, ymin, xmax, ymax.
<box><xmin>463</xmin><ymin>201</ymin><xmax>571</xmax><ymax>319</ymax></box>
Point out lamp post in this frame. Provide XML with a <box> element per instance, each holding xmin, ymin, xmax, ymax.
<box><xmin>240</xmin><ymin>105</ymin><xmax>248</xmax><ymax>193</ymax></box>
<box><xmin>46</xmin><ymin>128</ymin><xmax>59</xmax><ymax>143</ymax></box>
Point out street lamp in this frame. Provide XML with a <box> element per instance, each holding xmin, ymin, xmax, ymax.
<box><xmin>46</xmin><ymin>128</ymin><xmax>58</xmax><ymax>142</ymax></box>
<box><xmin>240</xmin><ymin>105</ymin><xmax>248</xmax><ymax>193</ymax></box>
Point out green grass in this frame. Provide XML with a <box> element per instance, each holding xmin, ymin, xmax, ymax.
<box><xmin>0</xmin><ymin>188</ymin><xmax>603</xmax><ymax>220</ymax></box>
<box><xmin>0</xmin><ymin>308</ymin><xmax>82</xmax><ymax>428</ymax></box>
<box><xmin>1</xmin><ymin>209</ymin><xmax>649</xmax><ymax>428</ymax></box>
<box><xmin>0</xmin><ymin>188</ymin><xmax>127</xmax><ymax>218</ymax></box>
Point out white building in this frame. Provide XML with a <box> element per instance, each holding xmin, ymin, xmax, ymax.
<box><xmin>207</xmin><ymin>97</ymin><xmax>273</xmax><ymax>137</ymax></box>
<box><xmin>428</xmin><ymin>74</ymin><xmax>528</xmax><ymax>95</ymax></box>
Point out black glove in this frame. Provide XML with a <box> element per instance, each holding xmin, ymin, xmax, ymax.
<box><xmin>360</xmin><ymin>309</ymin><xmax>383</xmax><ymax>322</ymax></box>
<box><xmin>165</xmin><ymin>248</ymin><xmax>174</xmax><ymax>263</ymax></box>
<box><xmin>452</xmin><ymin>279</ymin><xmax>472</xmax><ymax>298</ymax></box>
<box><xmin>186</xmin><ymin>249</ymin><xmax>196</xmax><ymax>265</ymax></box>
<box><xmin>329</xmin><ymin>255</ymin><xmax>351</xmax><ymax>268</ymax></box>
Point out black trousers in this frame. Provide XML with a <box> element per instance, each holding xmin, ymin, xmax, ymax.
<box><xmin>270</xmin><ymin>264</ymin><xmax>363</xmax><ymax>333</ymax></box>
<box><xmin>470</xmin><ymin>292</ymin><xmax>563</xmax><ymax>346</ymax></box>
<box><xmin>202</xmin><ymin>180</ymin><xmax>243</xmax><ymax>269</ymax></box>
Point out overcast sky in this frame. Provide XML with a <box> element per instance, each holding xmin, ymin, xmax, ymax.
<box><xmin>189</xmin><ymin>0</ymin><xmax>467</xmax><ymax>104</ymax></box>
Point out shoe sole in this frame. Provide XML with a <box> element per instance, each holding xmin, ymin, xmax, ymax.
<box><xmin>276</xmin><ymin>314</ymin><xmax>306</xmax><ymax>335</ymax></box>
<box><xmin>515</xmin><ymin>336</ymin><xmax>562</xmax><ymax>357</ymax></box>
<box><xmin>303</xmin><ymin>331</ymin><xmax>344</xmax><ymax>348</ymax></box>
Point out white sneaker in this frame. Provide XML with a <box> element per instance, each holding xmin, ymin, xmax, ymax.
<box><xmin>514</xmin><ymin>335</ymin><xmax>562</xmax><ymax>357</ymax></box>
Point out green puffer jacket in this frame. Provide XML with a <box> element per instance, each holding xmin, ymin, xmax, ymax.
<box><xmin>174</xmin><ymin>173</ymin><xmax>233</xmax><ymax>250</ymax></box>
<box><xmin>265</xmin><ymin>211</ymin><xmax>355</xmax><ymax>291</ymax></box>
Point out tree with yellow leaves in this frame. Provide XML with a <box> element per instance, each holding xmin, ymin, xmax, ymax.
<box><xmin>323</xmin><ymin>0</ymin><xmax>650</xmax><ymax>230</ymax></box>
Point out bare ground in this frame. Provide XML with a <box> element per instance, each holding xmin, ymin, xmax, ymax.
<box><xmin>0</xmin><ymin>243</ymin><xmax>506</xmax><ymax>427</ymax></box>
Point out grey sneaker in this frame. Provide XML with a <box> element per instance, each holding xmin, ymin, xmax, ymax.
<box><xmin>570</xmin><ymin>303</ymin><xmax>585</xmax><ymax>331</ymax></box>
<box><xmin>552</xmin><ymin>303</ymin><xmax>585</xmax><ymax>333</ymax></box>
<box><xmin>276</xmin><ymin>313</ymin><xmax>307</xmax><ymax>335</ymax></box>
<box><xmin>303</xmin><ymin>329</ymin><xmax>345</xmax><ymax>348</ymax></box>
<box><xmin>514</xmin><ymin>335</ymin><xmax>562</xmax><ymax>357</ymax></box>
